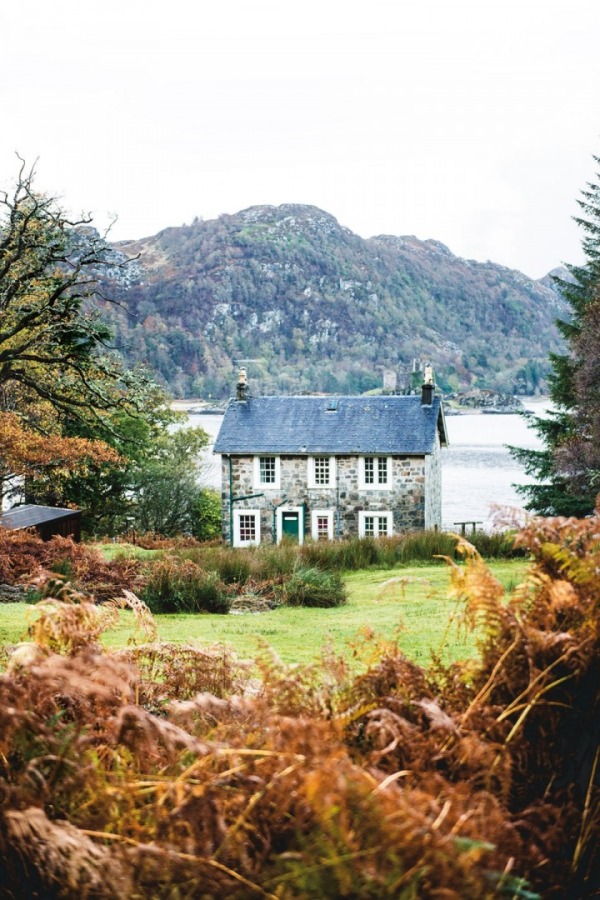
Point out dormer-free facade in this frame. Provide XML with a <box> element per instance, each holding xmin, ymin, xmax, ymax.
<box><xmin>213</xmin><ymin>390</ymin><xmax>448</xmax><ymax>547</ymax></box>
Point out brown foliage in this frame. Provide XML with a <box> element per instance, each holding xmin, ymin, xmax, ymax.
<box><xmin>0</xmin><ymin>411</ymin><xmax>121</xmax><ymax>480</ymax></box>
<box><xmin>0</xmin><ymin>517</ymin><xmax>598</xmax><ymax>897</ymax></box>
<box><xmin>118</xmin><ymin>532</ymin><xmax>207</xmax><ymax>550</ymax></box>
<box><xmin>0</xmin><ymin>529</ymin><xmax>143</xmax><ymax>601</ymax></box>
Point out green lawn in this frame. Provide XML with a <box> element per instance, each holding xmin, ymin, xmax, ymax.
<box><xmin>0</xmin><ymin>560</ymin><xmax>529</xmax><ymax>668</ymax></box>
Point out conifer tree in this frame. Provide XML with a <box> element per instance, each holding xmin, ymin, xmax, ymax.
<box><xmin>512</xmin><ymin>156</ymin><xmax>600</xmax><ymax>515</ymax></box>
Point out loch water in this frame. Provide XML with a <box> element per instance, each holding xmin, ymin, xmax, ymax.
<box><xmin>441</xmin><ymin>406</ymin><xmax>544</xmax><ymax>529</ymax></box>
<box><xmin>186</xmin><ymin>402</ymin><xmax>546</xmax><ymax>532</ymax></box>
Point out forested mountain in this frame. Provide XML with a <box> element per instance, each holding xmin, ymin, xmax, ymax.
<box><xmin>102</xmin><ymin>204</ymin><xmax>568</xmax><ymax>398</ymax></box>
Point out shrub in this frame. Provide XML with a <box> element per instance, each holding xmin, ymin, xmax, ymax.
<box><xmin>300</xmin><ymin>536</ymin><xmax>380</xmax><ymax>570</ymax></box>
<box><xmin>141</xmin><ymin>556</ymin><xmax>232</xmax><ymax>614</ymax></box>
<box><xmin>176</xmin><ymin>545</ymin><xmax>255</xmax><ymax>584</ymax></box>
<box><xmin>301</xmin><ymin>530</ymin><xmax>522</xmax><ymax>569</ymax></box>
<box><xmin>190</xmin><ymin>488</ymin><xmax>222</xmax><ymax>541</ymax></box>
<box><xmin>282</xmin><ymin>566</ymin><xmax>347</xmax><ymax>608</ymax></box>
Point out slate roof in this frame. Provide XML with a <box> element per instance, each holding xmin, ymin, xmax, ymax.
<box><xmin>1</xmin><ymin>505</ymin><xmax>81</xmax><ymax>530</ymax></box>
<box><xmin>214</xmin><ymin>395</ymin><xmax>448</xmax><ymax>455</ymax></box>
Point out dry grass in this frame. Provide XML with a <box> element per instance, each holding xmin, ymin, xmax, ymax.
<box><xmin>0</xmin><ymin>516</ymin><xmax>598</xmax><ymax>897</ymax></box>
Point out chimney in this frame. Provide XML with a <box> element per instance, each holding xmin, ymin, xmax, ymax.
<box><xmin>236</xmin><ymin>367</ymin><xmax>248</xmax><ymax>402</ymax></box>
<box><xmin>421</xmin><ymin>361</ymin><xmax>434</xmax><ymax>406</ymax></box>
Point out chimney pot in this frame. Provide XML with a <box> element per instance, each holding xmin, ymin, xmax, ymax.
<box><xmin>236</xmin><ymin>367</ymin><xmax>248</xmax><ymax>402</ymax></box>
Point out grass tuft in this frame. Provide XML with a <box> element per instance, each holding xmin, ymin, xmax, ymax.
<box><xmin>141</xmin><ymin>557</ymin><xmax>232</xmax><ymax>614</ymax></box>
<box><xmin>282</xmin><ymin>566</ymin><xmax>347</xmax><ymax>608</ymax></box>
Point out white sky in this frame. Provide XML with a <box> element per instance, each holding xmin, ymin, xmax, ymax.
<box><xmin>1</xmin><ymin>0</ymin><xmax>599</xmax><ymax>278</ymax></box>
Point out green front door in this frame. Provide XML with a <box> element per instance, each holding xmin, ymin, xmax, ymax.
<box><xmin>281</xmin><ymin>511</ymin><xmax>300</xmax><ymax>542</ymax></box>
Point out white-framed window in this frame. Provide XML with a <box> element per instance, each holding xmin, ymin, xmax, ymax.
<box><xmin>254</xmin><ymin>455</ymin><xmax>281</xmax><ymax>489</ymax></box>
<box><xmin>359</xmin><ymin>456</ymin><xmax>392</xmax><ymax>489</ymax></box>
<box><xmin>311</xmin><ymin>509</ymin><xmax>334</xmax><ymax>541</ymax></box>
<box><xmin>233</xmin><ymin>509</ymin><xmax>261</xmax><ymax>547</ymax></box>
<box><xmin>308</xmin><ymin>455</ymin><xmax>336</xmax><ymax>489</ymax></box>
<box><xmin>358</xmin><ymin>510</ymin><xmax>393</xmax><ymax>538</ymax></box>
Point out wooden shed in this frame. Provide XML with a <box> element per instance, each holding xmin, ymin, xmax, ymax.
<box><xmin>1</xmin><ymin>505</ymin><xmax>82</xmax><ymax>542</ymax></box>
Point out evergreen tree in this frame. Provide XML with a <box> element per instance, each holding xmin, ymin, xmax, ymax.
<box><xmin>511</xmin><ymin>156</ymin><xmax>600</xmax><ymax>515</ymax></box>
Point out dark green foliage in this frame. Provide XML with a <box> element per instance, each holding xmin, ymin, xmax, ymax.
<box><xmin>189</xmin><ymin>488</ymin><xmax>222</xmax><ymax>541</ymax></box>
<box><xmin>0</xmin><ymin>164</ymin><xmax>173</xmax><ymax>525</ymax></box>
<box><xmin>512</xmin><ymin>156</ymin><xmax>600</xmax><ymax>515</ymax></box>
<box><xmin>282</xmin><ymin>566</ymin><xmax>347</xmax><ymax>607</ymax></box>
<box><xmin>101</xmin><ymin>205</ymin><xmax>566</xmax><ymax>398</ymax></box>
<box><xmin>26</xmin><ymin>415</ymin><xmax>212</xmax><ymax>538</ymax></box>
<box><xmin>130</xmin><ymin>426</ymin><xmax>211</xmax><ymax>537</ymax></box>
<box><xmin>26</xmin><ymin>402</ymin><xmax>178</xmax><ymax>536</ymax></box>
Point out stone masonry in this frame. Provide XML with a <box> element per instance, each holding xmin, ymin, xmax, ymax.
<box><xmin>221</xmin><ymin>450</ymin><xmax>442</xmax><ymax>544</ymax></box>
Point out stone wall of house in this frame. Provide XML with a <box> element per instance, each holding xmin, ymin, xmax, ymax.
<box><xmin>220</xmin><ymin>453</ymin><xmax>434</xmax><ymax>543</ymax></box>
<box><xmin>424</xmin><ymin>434</ymin><xmax>442</xmax><ymax>530</ymax></box>
<box><xmin>311</xmin><ymin>456</ymin><xmax>428</xmax><ymax>537</ymax></box>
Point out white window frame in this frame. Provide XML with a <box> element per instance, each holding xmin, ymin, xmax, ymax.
<box><xmin>359</xmin><ymin>456</ymin><xmax>393</xmax><ymax>490</ymax></box>
<box><xmin>358</xmin><ymin>510</ymin><xmax>394</xmax><ymax>539</ymax></box>
<box><xmin>276</xmin><ymin>505</ymin><xmax>305</xmax><ymax>545</ymax></box>
<box><xmin>307</xmin><ymin>455</ymin><xmax>336</xmax><ymax>489</ymax></box>
<box><xmin>311</xmin><ymin>509</ymin><xmax>335</xmax><ymax>541</ymax></box>
<box><xmin>233</xmin><ymin>509</ymin><xmax>261</xmax><ymax>547</ymax></box>
<box><xmin>253</xmin><ymin>455</ymin><xmax>281</xmax><ymax>489</ymax></box>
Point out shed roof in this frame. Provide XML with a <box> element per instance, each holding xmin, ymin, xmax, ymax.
<box><xmin>1</xmin><ymin>505</ymin><xmax>81</xmax><ymax>530</ymax></box>
<box><xmin>214</xmin><ymin>395</ymin><xmax>448</xmax><ymax>455</ymax></box>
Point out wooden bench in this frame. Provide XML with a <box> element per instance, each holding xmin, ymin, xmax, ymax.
<box><xmin>453</xmin><ymin>520</ymin><xmax>483</xmax><ymax>535</ymax></box>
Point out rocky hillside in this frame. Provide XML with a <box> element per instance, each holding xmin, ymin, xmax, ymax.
<box><xmin>102</xmin><ymin>204</ymin><xmax>568</xmax><ymax>398</ymax></box>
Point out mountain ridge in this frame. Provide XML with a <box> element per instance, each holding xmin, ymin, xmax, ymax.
<box><xmin>102</xmin><ymin>203</ymin><xmax>568</xmax><ymax>398</ymax></box>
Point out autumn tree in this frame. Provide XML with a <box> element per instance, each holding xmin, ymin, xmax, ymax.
<box><xmin>0</xmin><ymin>159</ymin><xmax>159</xmax><ymax>427</ymax></box>
<box><xmin>512</xmin><ymin>156</ymin><xmax>600</xmax><ymax>515</ymax></box>
<box><xmin>0</xmin><ymin>160</ymin><xmax>174</xmax><ymax>523</ymax></box>
<box><xmin>24</xmin><ymin>409</ymin><xmax>210</xmax><ymax>537</ymax></box>
<box><xmin>0</xmin><ymin>163</ymin><xmax>220</xmax><ymax>538</ymax></box>
<box><xmin>0</xmin><ymin>411</ymin><xmax>121</xmax><ymax>509</ymax></box>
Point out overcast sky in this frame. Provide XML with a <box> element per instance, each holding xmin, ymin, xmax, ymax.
<box><xmin>1</xmin><ymin>0</ymin><xmax>599</xmax><ymax>278</ymax></box>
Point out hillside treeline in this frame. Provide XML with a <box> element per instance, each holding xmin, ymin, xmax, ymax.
<box><xmin>101</xmin><ymin>205</ymin><xmax>566</xmax><ymax>398</ymax></box>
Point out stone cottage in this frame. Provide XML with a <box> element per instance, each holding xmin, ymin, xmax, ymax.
<box><xmin>213</xmin><ymin>377</ymin><xmax>448</xmax><ymax>547</ymax></box>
